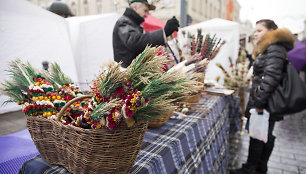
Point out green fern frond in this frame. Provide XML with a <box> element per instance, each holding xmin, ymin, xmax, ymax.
<box><xmin>0</xmin><ymin>79</ymin><xmax>26</xmax><ymax>101</ymax></box>
<box><xmin>6</xmin><ymin>59</ymin><xmax>34</xmax><ymax>90</ymax></box>
<box><xmin>23</xmin><ymin>61</ymin><xmax>39</xmax><ymax>78</ymax></box>
<box><xmin>2</xmin><ymin>100</ymin><xmax>17</xmax><ymax>106</ymax></box>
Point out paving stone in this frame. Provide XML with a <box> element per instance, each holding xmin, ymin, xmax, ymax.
<box><xmin>0</xmin><ymin>111</ymin><xmax>27</xmax><ymax>136</ymax></box>
<box><xmin>267</xmin><ymin>167</ymin><xmax>282</xmax><ymax>174</ymax></box>
<box><xmin>279</xmin><ymin>148</ymin><xmax>306</xmax><ymax>156</ymax></box>
<box><xmin>282</xmin><ymin>170</ymin><xmax>299</xmax><ymax>174</ymax></box>
<box><xmin>291</xmin><ymin>143</ymin><xmax>306</xmax><ymax>149</ymax></box>
<box><xmin>0</xmin><ymin>129</ymin><xmax>16</xmax><ymax>137</ymax></box>
<box><xmin>275</xmin><ymin>143</ymin><xmax>293</xmax><ymax>150</ymax></box>
<box><xmin>271</xmin><ymin>151</ymin><xmax>296</xmax><ymax>160</ymax></box>
<box><xmin>269</xmin><ymin>160</ymin><xmax>299</xmax><ymax>173</ymax></box>
<box><xmin>269</xmin><ymin>155</ymin><xmax>281</xmax><ymax>163</ymax></box>
<box><xmin>298</xmin><ymin>167</ymin><xmax>306</xmax><ymax>174</ymax></box>
<box><xmin>294</xmin><ymin>154</ymin><xmax>306</xmax><ymax>163</ymax></box>
<box><xmin>280</xmin><ymin>157</ymin><xmax>306</xmax><ymax>168</ymax></box>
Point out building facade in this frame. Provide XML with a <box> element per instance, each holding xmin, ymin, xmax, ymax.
<box><xmin>27</xmin><ymin>0</ymin><xmax>240</xmax><ymax>24</ymax></box>
<box><xmin>240</xmin><ymin>20</ymin><xmax>254</xmax><ymax>53</ymax></box>
<box><xmin>304</xmin><ymin>20</ymin><xmax>306</xmax><ymax>37</ymax></box>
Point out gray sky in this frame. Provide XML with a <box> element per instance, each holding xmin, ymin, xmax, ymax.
<box><xmin>237</xmin><ymin>0</ymin><xmax>306</xmax><ymax>33</ymax></box>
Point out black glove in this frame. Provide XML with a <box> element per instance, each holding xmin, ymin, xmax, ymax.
<box><xmin>164</xmin><ymin>16</ymin><xmax>179</xmax><ymax>37</ymax></box>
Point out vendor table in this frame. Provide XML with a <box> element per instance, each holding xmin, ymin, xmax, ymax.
<box><xmin>1</xmin><ymin>94</ymin><xmax>241</xmax><ymax>174</ymax></box>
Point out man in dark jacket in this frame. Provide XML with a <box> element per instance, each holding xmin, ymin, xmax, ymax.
<box><xmin>113</xmin><ymin>0</ymin><xmax>179</xmax><ymax>68</ymax></box>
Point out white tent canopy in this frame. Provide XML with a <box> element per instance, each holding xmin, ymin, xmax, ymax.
<box><xmin>0</xmin><ymin>2</ymin><xmax>239</xmax><ymax>114</ymax></box>
<box><xmin>66</xmin><ymin>13</ymin><xmax>120</xmax><ymax>91</ymax></box>
<box><xmin>0</xmin><ymin>1</ymin><xmax>121</xmax><ymax>114</ymax></box>
<box><xmin>0</xmin><ymin>0</ymin><xmax>79</xmax><ymax>114</ymax></box>
<box><xmin>177</xmin><ymin>18</ymin><xmax>240</xmax><ymax>84</ymax></box>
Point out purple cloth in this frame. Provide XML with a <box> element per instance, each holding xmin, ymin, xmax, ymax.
<box><xmin>288</xmin><ymin>40</ymin><xmax>306</xmax><ymax>71</ymax></box>
<box><xmin>0</xmin><ymin>129</ymin><xmax>39</xmax><ymax>174</ymax></box>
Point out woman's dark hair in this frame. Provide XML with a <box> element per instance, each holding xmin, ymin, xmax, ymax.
<box><xmin>256</xmin><ymin>19</ymin><xmax>278</xmax><ymax>30</ymax></box>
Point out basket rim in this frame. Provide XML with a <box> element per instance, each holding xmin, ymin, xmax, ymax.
<box><xmin>26</xmin><ymin>115</ymin><xmax>147</xmax><ymax>133</ymax></box>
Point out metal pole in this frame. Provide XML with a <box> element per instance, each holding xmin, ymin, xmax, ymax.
<box><xmin>180</xmin><ymin>0</ymin><xmax>186</xmax><ymax>27</ymax></box>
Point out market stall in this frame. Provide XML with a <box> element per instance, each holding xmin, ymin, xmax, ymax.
<box><xmin>0</xmin><ymin>42</ymin><xmax>243</xmax><ymax>173</ymax></box>
<box><xmin>0</xmin><ymin>1</ymin><xmax>243</xmax><ymax>173</ymax></box>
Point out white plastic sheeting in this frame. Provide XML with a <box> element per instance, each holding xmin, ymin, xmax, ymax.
<box><xmin>177</xmin><ymin>18</ymin><xmax>240</xmax><ymax>83</ymax></box>
<box><xmin>66</xmin><ymin>13</ymin><xmax>120</xmax><ymax>91</ymax></box>
<box><xmin>0</xmin><ymin>0</ymin><xmax>78</xmax><ymax>114</ymax></box>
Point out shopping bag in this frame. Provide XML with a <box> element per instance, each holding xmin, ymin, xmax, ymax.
<box><xmin>266</xmin><ymin>63</ymin><xmax>306</xmax><ymax>117</ymax></box>
<box><xmin>249</xmin><ymin>109</ymin><xmax>270</xmax><ymax>143</ymax></box>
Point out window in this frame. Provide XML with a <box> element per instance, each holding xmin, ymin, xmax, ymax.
<box><xmin>164</xmin><ymin>0</ymin><xmax>174</xmax><ymax>8</ymax></box>
<box><xmin>84</xmin><ymin>0</ymin><xmax>89</xmax><ymax>15</ymax></box>
<box><xmin>210</xmin><ymin>3</ymin><xmax>212</xmax><ymax>18</ymax></box>
<box><xmin>97</xmin><ymin>0</ymin><xmax>102</xmax><ymax>13</ymax></box>
<box><xmin>71</xmin><ymin>1</ymin><xmax>77</xmax><ymax>16</ymax></box>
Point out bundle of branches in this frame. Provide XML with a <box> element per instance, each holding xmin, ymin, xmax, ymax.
<box><xmin>190</xmin><ymin>29</ymin><xmax>226</xmax><ymax>61</ymax></box>
<box><xmin>80</xmin><ymin>46</ymin><xmax>201</xmax><ymax>130</ymax></box>
<box><xmin>0</xmin><ymin>59</ymin><xmax>38</xmax><ymax>105</ymax></box>
<box><xmin>1</xmin><ymin>47</ymin><xmax>200</xmax><ymax>130</ymax></box>
<box><xmin>44</xmin><ymin>62</ymin><xmax>85</xmax><ymax>122</ymax></box>
<box><xmin>215</xmin><ymin>54</ymin><xmax>251</xmax><ymax>89</ymax></box>
<box><xmin>179</xmin><ymin>29</ymin><xmax>226</xmax><ymax>83</ymax></box>
<box><xmin>0</xmin><ymin>60</ymin><xmax>84</xmax><ymax>122</ymax></box>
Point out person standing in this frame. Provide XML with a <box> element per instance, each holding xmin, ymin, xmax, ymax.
<box><xmin>46</xmin><ymin>1</ymin><xmax>74</xmax><ymax>18</ymax></box>
<box><xmin>230</xmin><ymin>19</ymin><xmax>295</xmax><ymax>174</ymax></box>
<box><xmin>302</xmin><ymin>36</ymin><xmax>306</xmax><ymax>44</ymax></box>
<box><xmin>112</xmin><ymin>0</ymin><xmax>179</xmax><ymax>68</ymax></box>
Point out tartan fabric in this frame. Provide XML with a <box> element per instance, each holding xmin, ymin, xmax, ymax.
<box><xmin>130</xmin><ymin>95</ymin><xmax>231</xmax><ymax>174</ymax></box>
<box><xmin>18</xmin><ymin>94</ymin><xmax>241</xmax><ymax>174</ymax></box>
<box><xmin>228</xmin><ymin>95</ymin><xmax>242</xmax><ymax>133</ymax></box>
<box><xmin>18</xmin><ymin>155</ymin><xmax>71</xmax><ymax>174</ymax></box>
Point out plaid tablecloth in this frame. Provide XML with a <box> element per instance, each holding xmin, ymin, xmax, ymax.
<box><xmin>228</xmin><ymin>95</ymin><xmax>242</xmax><ymax>133</ymax></box>
<box><xmin>18</xmin><ymin>94</ymin><xmax>241</xmax><ymax>174</ymax></box>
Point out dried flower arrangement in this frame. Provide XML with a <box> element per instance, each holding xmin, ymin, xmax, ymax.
<box><xmin>215</xmin><ymin>50</ymin><xmax>252</xmax><ymax>89</ymax></box>
<box><xmin>178</xmin><ymin>29</ymin><xmax>226</xmax><ymax>83</ymax></box>
<box><xmin>84</xmin><ymin>46</ymin><xmax>201</xmax><ymax>129</ymax></box>
<box><xmin>0</xmin><ymin>60</ymin><xmax>84</xmax><ymax>120</ymax></box>
<box><xmin>1</xmin><ymin>47</ymin><xmax>201</xmax><ymax>130</ymax></box>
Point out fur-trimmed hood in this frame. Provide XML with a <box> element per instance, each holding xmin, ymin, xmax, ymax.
<box><xmin>253</xmin><ymin>28</ymin><xmax>295</xmax><ymax>58</ymax></box>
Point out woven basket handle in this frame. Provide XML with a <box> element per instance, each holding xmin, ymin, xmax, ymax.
<box><xmin>56</xmin><ymin>95</ymin><xmax>92</xmax><ymax>121</ymax></box>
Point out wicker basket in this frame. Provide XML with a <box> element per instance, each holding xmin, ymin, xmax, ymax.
<box><xmin>187</xmin><ymin>93</ymin><xmax>202</xmax><ymax>103</ymax></box>
<box><xmin>148</xmin><ymin>108</ymin><xmax>174</xmax><ymax>128</ymax></box>
<box><xmin>27</xmin><ymin>95</ymin><xmax>148</xmax><ymax>174</ymax></box>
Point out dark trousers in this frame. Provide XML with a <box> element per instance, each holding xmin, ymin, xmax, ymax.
<box><xmin>244</xmin><ymin>120</ymin><xmax>276</xmax><ymax>173</ymax></box>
